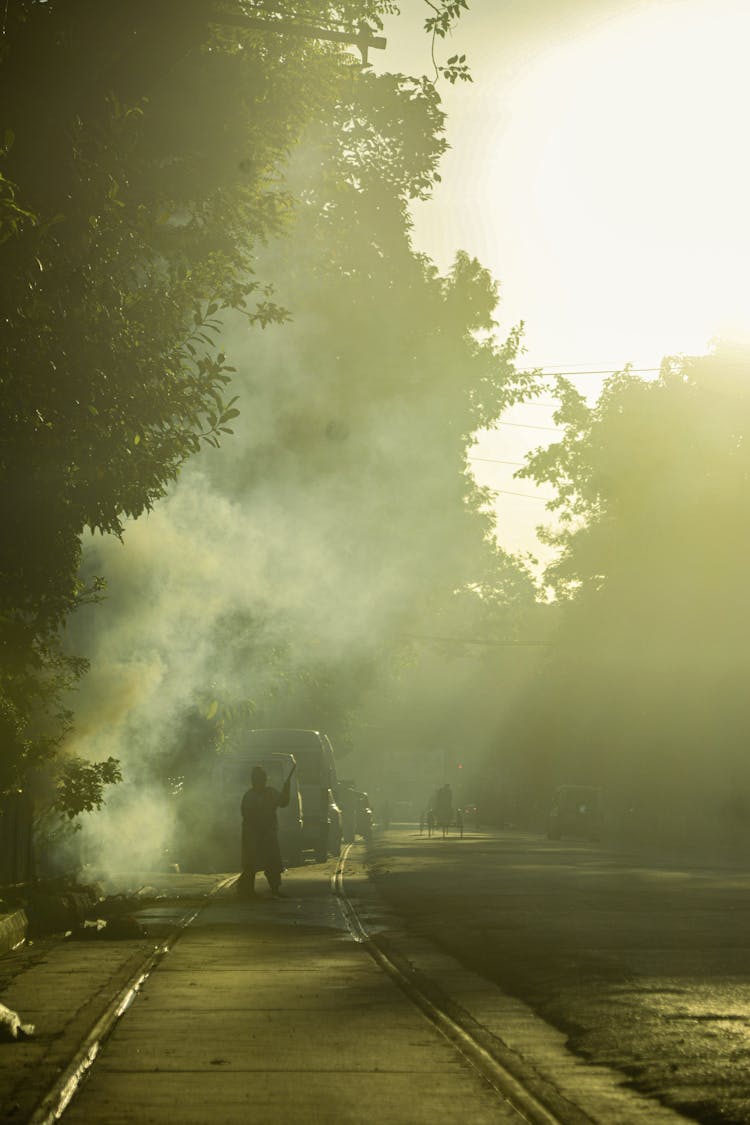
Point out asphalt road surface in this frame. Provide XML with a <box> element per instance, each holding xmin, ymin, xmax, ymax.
<box><xmin>369</xmin><ymin>825</ymin><xmax>750</xmax><ymax>1125</ymax></box>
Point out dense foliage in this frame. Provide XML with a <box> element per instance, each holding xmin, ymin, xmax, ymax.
<box><xmin>1</xmin><ymin>0</ymin><xmax>471</xmax><ymax>807</ymax></box>
<box><xmin>65</xmin><ymin>59</ymin><xmax>537</xmax><ymax>812</ymax></box>
<box><xmin>513</xmin><ymin>349</ymin><xmax>750</xmax><ymax>841</ymax></box>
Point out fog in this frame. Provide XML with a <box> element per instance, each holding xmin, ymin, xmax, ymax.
<box><xmin>49</xmin><ymin>19</ymin><xmax>750</xmax><ymax>875</ymax></box>
<box><xmin>68</xmin><ymin>339</ymin><xmax>750</xmax><ymax>867</ymax></box>
<box><xmin>62</xmin><ymin>159</ymin><xmax>540</xmax><ymax>870</ymax></box>
<box><xmin>498</xmin><ymin>347</ymin><xmax>750</xmax><ymax>853</ymax></box>
<box><xmin>63</xmin><ymin>288</ymin><xmax>750</xmax><ymax>873</ymax></box>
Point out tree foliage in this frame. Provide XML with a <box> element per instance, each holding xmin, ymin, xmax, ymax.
<box><xmin>514</xmin><ymin>348</ymin><xmax>750</xmax><ymax>840</ymax></box>
<box><xmin>2</xmin><ymin>0</ymin><xmax>471</xmax><ymax>802</ymax></box>
<box><xmin>145</xmin><ymin>65</ymin><xmax>536</xmax><ymax>775</ymax></box>
<box><xmin>423</xmin><ymin>0</ymin><xmax>471</xmax><ymax>83</ymax></box>
<box><xmin>54</xmin><ymin>755</ymin><xmax>123</xmax><ymax>820</ymax></box>
<box><xmin>1</xmin><ymin>0</ymin><xmax>479</xmax><ymax>822</ymax></box>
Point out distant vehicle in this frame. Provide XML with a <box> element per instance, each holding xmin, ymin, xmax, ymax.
<box><xmin>338</xmin><ymin>782</ymin><xmax>373</xmax><ymax>845</ymax></box>
<box><xmin>244</xmin><ymin>729</ymin><xmax>339</xmax><ymax>862</ymax></box>
<box><xmin>177</xmin><ymin>751</ymin><xmax>303</xmax><ymax>871</ymax></box>
<box><xmin>356</xmin><ymin>791</ymin><xmax>373</xmax><ymax>843</ymax></box>
<box><xmin>327</xmin><ymin>789</ymin><xmax>343</xmax><ymax>857</ymax></box>
<box><xmin>547</xmin><ymin>785</ymin><xmax>603</xmax><ymax>842</ymax></box>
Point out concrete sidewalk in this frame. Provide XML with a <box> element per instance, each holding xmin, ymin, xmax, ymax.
<box><xmin>0</xmin><ymin>872</ymin><xmax>227</xmax><ymax>1122</ymax></box>
<box><xmin>60</xmin><ymin>871</ymin><xmax>520</xmax><ymax>1124</ymax></box>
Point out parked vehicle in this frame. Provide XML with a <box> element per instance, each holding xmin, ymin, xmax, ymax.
<box><xmin>547</xmin><ymin>785</ymin><xmax>603</xmax><ymax>841</ymax></box>
<box><xmin>338</xmin><ymin>782</ymin><xmax>373</xmax><ymax>845</ymax></box>
<box><xmin>244</xmin><ymin>729</ymin><xmax>339</xmax><ymax>862</ymax></box>
<box><xmin>327</xmin><ymin>789</ymin><xmax>343</xmax><ymax>857</ymax></box>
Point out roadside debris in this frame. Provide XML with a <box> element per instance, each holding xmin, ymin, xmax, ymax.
<box><xmin>66</xmin><ymin>915</ymin><xmax>146</xmax><ymax>941</ymax></box>
<box><xmin>24</xmin><ymin>880</ymin><xmax>103</xmax><ymax>937</ymax></box>
<box><xmin>0</xmin><ymin>1002</ymin><xmax>34</xmax><ymax>1041</ymax></box>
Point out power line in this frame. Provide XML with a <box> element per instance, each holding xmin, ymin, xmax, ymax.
<box><xmin>495</xmin><ymin>489</ymin><xmax>550</xmax><ymax>501</ymax></box>
<box><xmin>468</xmin><ymin>456</ymin><xmax>525</xmax><ymax>466</ymax></box>
<box><xmin>527</xmin><ymin>360</ymin><xmax>661</xmax><ymax>368</ymax></box>
<box><xmin>487</xmin><ymin>368</ymin><xmax>664</xmax><ymax>435</ymax></box>
<box><xmin>522</xmin><ymin>366</ymin><xmax>661</xmax><ymax>377</ymax></box>
<box><xmin>467</xmin><ymin>459</ymin><xmax>552</xmax><ymax>499</ymax></box>
<box><xmin>404</xmin><ymin>633</ymin><xmax>551</xmax><ymax>648</ymax></box>
<box><xmin>497</xmin><ymin>421</ymin><xmax>562</xmax><ymax>433</ymax></box>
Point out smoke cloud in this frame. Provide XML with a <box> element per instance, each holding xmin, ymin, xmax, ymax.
<box><xmin>64</xmin><ymin>245</ymin><xmax>534</xmax><ymax>871</ymax></box>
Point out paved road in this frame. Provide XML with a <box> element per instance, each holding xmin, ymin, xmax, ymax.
<box><xmin>369</xmin><ymin>826</ymin><xmax>750</xmax><ymax>1125</ymax></box>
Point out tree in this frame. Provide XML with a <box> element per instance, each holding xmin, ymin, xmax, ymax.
<box><xmin>1</xmin><ymin>0</ymin><xmax>441</xmax><ymax>802</ymax></box>
<box><xmin>515</xmin><ymin>348</ymin><xmax>750</xmax><ymax>841</ymax></box>
<box><xmin>65</xmin><ymin>63</ymin><xmax>537</xmax><ymax>830</ymax></box>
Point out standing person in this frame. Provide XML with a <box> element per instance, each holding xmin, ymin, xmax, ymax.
<box><xmin>435</xmin><ymin>783</ymin><xmax>452</xmax><ymax>839</ymax></box>
<box><xmin>338</xmin><ymin>782</ymin><xmax>358</xmax><ymax>844</ymax></box>
<box><xmin>238</xmin><ymin>760</ymin><xmax>295</xmax><ymax>899</ymax></box>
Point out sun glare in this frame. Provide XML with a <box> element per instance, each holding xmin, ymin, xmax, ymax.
<box><xmin>496</xmin><ymin>0</ymin><xmax>750</xmax><ymax>362</ymax></box>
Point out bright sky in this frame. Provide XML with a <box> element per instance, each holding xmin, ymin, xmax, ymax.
<box><xmin>378</xmin><ymin>0</ymin><xmax>750</xmax><ymax>560</ymax></box>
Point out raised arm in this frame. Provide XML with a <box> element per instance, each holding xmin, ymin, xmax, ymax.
<box><xmin>276</xmin><ymin>759</ymin><xmax>296</xmax><ymax>809</ymax></box>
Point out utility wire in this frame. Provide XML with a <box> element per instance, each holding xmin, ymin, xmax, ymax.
<box><xmin>405</xmin><ymin>633</ymin><xmax>551</xmax><ymax>648</ymax></box>
<box><xmin>468</xmin><ymin>459</ymin><xmax>551</xmax><ymax>498</ymax></box>
<box><xmin>521</xmin><ymin>366</ymin><xmax>661</xmax><ymax>377</ymax></box>
<box><xmin>468</xmin><ymin>457</ymin><xmax>525</xmax><ymax>466</ymax></box>
<box><xmin>497</xmin><ymin>421</ymin><xmax>562</xmax><ymax>432</ymax></box>
<box><xmin>494</xmin><ymin>489</ymin><xmax>550</xmax><ymax>501</ymax></box>
<box><xmin>485</xmin><ymin>367</ymin><xmax>663</xmax><ymax>433</ymax></box>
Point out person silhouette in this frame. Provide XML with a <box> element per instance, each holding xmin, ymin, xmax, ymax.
<box><xmin>238</xmin><ymin>761</ymin><xmax>295</xmax><ymax>898</ymax></box>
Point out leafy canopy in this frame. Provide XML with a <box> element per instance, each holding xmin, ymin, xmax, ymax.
<box><xmin>514</xmin><ymin>348</ymin><xmax>750</xmax><ymax>831</ymax></box>
<box><xmin>0</xmin><ymin>0</ymin><xmax>470</xmax><ymax>806</ymax></box>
